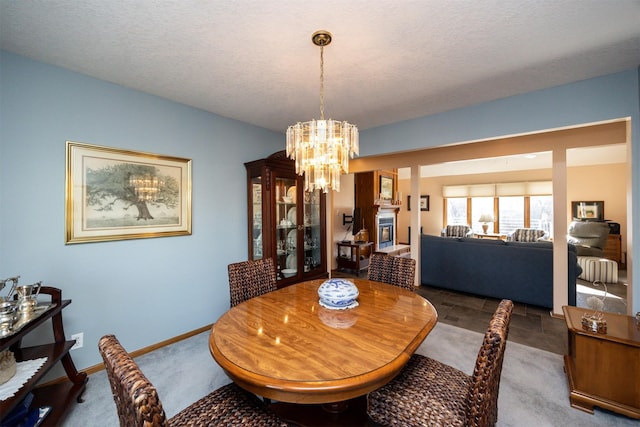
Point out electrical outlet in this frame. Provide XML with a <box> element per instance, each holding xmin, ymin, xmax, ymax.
<box><xmin>71</xmin><ymin>333</ymin><xmax>83</xmax><ymax>350</ymax></box>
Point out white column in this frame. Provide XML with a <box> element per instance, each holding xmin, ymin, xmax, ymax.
<box><xmin>552</xmin><ymin>148</ymin><xmax>568</xmax><ymax>316</ymax></box>
<box><xmin>410</xmin><ymin>165</ymin><xmax>421</xmax><ymax>286</ymax></box>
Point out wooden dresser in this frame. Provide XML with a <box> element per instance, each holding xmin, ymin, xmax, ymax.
<box><xmin>562</xmin><ymin>306</ymin><xmax>639</xmax><ymax>419</ymax></box>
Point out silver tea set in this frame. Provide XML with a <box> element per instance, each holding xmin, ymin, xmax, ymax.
<box><xmin>1</xmin><ymin>276</ymin><xmax>43</xmax><ymax>337</ymax></box>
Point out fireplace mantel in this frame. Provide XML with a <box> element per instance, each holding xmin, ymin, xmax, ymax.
<box><xmin>374</xmin><ymin>204</ymin><xmax>401</xmax><ymax>212</ymax></box>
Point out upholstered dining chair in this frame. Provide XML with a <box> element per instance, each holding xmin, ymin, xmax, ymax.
<box><xmin>367</xmin><ymin>299</ymin><xmax>514</xmax><ymax>427</ymax></box>
<box><xmin>98</xmin><ymin>335</ymin><xmax>287</xmax><ymax>427</ymax></box>
<box><xmin>367</xmin><ymin>253</ymin><xmax>416</xmax><ymax>291</ymax></box>
<box><xmin>228</xmin><ymin>258</ymin><xmax>277</xmax><ymax>307</ymax></box>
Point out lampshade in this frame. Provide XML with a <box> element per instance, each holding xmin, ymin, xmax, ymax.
<box><xmin>286</xmin><ymin>31</ymin><xmax>359</xmax><ymax>193</ymax></box>
<box><xmin>478</xmin><ymin>213</ymin><xmax>494</xmax><ymax>223</ymax></box>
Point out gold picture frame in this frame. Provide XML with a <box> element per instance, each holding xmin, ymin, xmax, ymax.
<box><xmin>65</xmin><ymin>141</ymin><xmax>192</xmax><ymax>244</ymax></box>
<box><xmin>379</xmin><ymin>175</ymin><xmax>393</xmax><ymax>200</ymax></box>
<box><xmin>571</xmin><ymin>200</ymin><xmax>604</xmax><ymax>221</ymax></box>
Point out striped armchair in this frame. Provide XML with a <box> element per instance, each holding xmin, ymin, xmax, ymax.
<box><xmin>507</xmin><ymin>228</ymin><xmax>547</xmax><ymax>242</ymax></box>
<box><xmin>441</xmin><ymin>225</ymin><xmax>473</xmax><ymax>238</ymax></box>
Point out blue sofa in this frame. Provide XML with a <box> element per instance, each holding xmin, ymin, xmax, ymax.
<box><xmin>420</xmin><ymin>234</ymin><xmax>579</xmax><ymax>308</ymax></box>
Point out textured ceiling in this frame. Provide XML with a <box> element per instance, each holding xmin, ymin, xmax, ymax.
<box><xmin>1</xmin><ymin>0</ymin><xmax>639</xmax><ymax>134</ymax></box>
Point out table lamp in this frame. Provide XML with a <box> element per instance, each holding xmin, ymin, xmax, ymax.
<box><xmin>478</xmin><ymin>213</ymin><xmax>494</xmax><ymax>234</ymax></box>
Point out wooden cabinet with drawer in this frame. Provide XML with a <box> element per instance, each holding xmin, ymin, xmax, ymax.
<box><xmin>604</xmin><ymin>234</ymin><xmax>622</xmax><ymax>265</ymax></box>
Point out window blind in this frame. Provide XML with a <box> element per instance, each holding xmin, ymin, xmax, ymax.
<box><xmin>443</xmin><ymin>181</ymin><xmax>551</xmax><ymax>197</ymax></box>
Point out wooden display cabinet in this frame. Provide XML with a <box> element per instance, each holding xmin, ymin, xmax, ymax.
<box><xmin>245</xmin><ymin>151</ymin><xmax>328</xmax><ymax>287</ymax></box>
<box><xmin>0</xmin><ymin>286</ymin><xmax>87</xmax><ymax>426</ymax></box>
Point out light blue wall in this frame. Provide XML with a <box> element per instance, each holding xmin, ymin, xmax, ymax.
<box><xmin>361</xmin><ymin>70</ymin><xmax>639</xmax><ymax>154</ymax></box>
<box><xmin>362</xmin><ymin>68</ymin><xmax>640</xmax><ymax>314</ymax></box>
<box><xmin>0</xmin><ymin>51</ymin><xmax>283</xmax><ymax>371</ymax></box>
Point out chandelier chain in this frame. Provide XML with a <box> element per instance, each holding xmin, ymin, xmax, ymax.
<box><xmin>319</xmin><ymin>45</ymin><xmax>325</xmax><ymax>120</ymax></box>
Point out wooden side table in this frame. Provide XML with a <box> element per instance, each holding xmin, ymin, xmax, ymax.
<box><xmin>337</xmin><ymin>241</ymin><xmax>373</xmax><ymax>273</ymax></box>
<box><xmin>562</xmin><ymin>306</ymin><xmax>640</xmax><ymax>419</ymax></box>
<box><xmin>473</xmin><ymin>233</ymin><xmax>506</xmax><ymax>240</ymax></box>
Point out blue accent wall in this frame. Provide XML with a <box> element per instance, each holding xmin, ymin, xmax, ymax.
<box><xmin>0</xmin><ymin>51</ymin><xmax>283</xmax><ymax>370</ymax></box>
<box><xmin>361</xmin><ymin>69</ymin><xmax>639</xmax><ymax>155</ymax></box>
<box><xmin>1</xmin><ymin>50</ymin><xmax>638</xmax><ymax>372</ymax></box>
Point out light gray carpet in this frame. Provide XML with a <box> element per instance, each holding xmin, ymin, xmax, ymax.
<box><xmin>64</xmin><ymin>324</ymin><xmax>636</xmax><ymax>426</ymax></box>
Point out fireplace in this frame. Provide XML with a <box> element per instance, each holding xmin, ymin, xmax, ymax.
<box><xmin>377</xmin><ymin>213</ymin><xmax>395</xmax><ymax>249</ymax></box>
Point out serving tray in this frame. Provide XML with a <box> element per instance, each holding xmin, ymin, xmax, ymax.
<box><xmin>0</xmin><ymin>304</ymin><xmax>53</xmax><ymax>338</ymax></box>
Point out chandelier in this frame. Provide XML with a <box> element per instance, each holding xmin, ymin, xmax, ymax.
<box><xmin>286</xmin><ymin>30</ymin><xmax>359</xmax><ymax>193</ymax></box>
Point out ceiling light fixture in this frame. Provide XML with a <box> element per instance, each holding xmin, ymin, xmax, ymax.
<box><xmin>286</xmin><ymin>30</ymin><xmax>358</xmax><ymax>193</ymax></box>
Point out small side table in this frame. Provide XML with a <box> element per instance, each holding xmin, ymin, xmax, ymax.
<box><xmin>562</xmin><ymin>305</ymin><xmax>640</xmax><ymax>419</ymax></box>
<box><xmin>337</xmin><ymin>241</ymin><xmax>374</xmax><ymax>273</ymax></box>
<box><xmin>473</xmin><ymin>233</ymin><xmax>506</xmax><ymax>240</ymax></box>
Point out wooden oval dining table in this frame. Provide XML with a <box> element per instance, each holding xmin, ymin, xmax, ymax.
<box><xmin>209</xmin><ymin>278</ymin><xmax>437</xmax><ymax>421</ymax></box>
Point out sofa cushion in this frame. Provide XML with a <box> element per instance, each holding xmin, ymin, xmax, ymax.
<box><xmin>505</xmin><ymin>240</ymin><xmax>551</xmax><ymax>250</ymax></box>
<box><xmin>459</xmin><ymin>237</ymin><xmax>505</xmax><ymax>246</ymax></box>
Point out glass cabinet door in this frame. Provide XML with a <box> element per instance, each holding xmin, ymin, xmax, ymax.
<box><xmin>245</xmin><ymin>151</ymin><xmax>328</xmax><ymax>288</ymax></box>
<box><xmin>250</xmin><ymin>177</ymin><xmax>263</xmax><ymax>260</ymax></box>
<box><xmin>303</xmin><ymin>189</ymin><xmax>323</xmax><ymax>274</ymax></box>
<box><xmin>274</xmin><ymin>177</ymin><xmax>298</xmax><ymax>281</ymax></box>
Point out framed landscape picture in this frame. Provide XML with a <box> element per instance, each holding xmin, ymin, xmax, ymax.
<box><xmin>66</xmin><ymin>141</ymin><xmax>192</xmax><ymax>244</ymax></box>
<box><xmin>571</xmin><ymin>201</ymin><xmax>604</xmax><ymax>221</ymax></box>
<box><xmin>379</xmin><ymin>175</ymin><xmax>393</xmax><ymax>201</ymax></box>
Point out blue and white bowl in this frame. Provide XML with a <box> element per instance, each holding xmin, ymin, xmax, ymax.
<box><xmin>318</xmin><ymin>279</ymin><xmax>359</xmax><ymax>309</ymax></box>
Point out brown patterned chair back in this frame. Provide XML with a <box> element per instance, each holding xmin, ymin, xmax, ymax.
<box><xmin>466</xmin><ymin>299</ymin><xmax>514</xmax><ymax>426</ymax></box>
<box><xmin>228</xmin><ymin>258</ymin><xmax>277</xmax><ymax>307</ymax></box>
<box><xmin>367</xmin><ymin>253</ymin><xmax>416</xmax><ymax>291</ymax></box>
<box><xmin>98</xmin><ymin>335</ymin><xmax>170</xmax><ymax>427</ymax></box>
<box><xmin>99</xmin><ymin>334</ymin><xmax>287</xmax><ymax>427</ymax></box>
